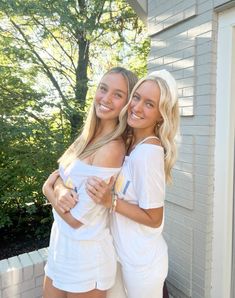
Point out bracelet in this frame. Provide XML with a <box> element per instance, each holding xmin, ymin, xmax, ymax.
<box><xmin>110</xmin><ymin>192</ymin><xmax>118</xmax><ymax>213</ymax></box>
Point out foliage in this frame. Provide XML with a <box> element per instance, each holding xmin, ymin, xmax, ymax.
<box><xmin>0</xmin><ymin>114</ymin><xmax>68</xmax><ymax>236</ymax></box>
<box><xmin>0</xmin><ymin>0</ymin><xmax>149</xmax><ymax>136</ymax></box>
<box><xmin>0</xmin><ymin>0</ymin><xmax>150</xmax><ymax>246</ymax></box>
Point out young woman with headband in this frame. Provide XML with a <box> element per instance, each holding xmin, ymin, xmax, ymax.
<box><xmin>86</xmin><ymin>69</ymin><xmax>180</xmax><ymax>298</ymax></box>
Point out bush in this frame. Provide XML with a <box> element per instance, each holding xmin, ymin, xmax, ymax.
<box><xmin>0</xmin><ymin>115</ymin><xmax>70</xmax><ymax>257</ymax></box>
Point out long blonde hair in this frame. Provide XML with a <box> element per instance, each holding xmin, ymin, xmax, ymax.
<box><xmin>59</xmin><ymin>67</ymin><xmax>138</xmax><ymax>168</ymax></box>
<box><xmin>119</xmin><ymin>70</ymin><xmax>180</xmax><ymax>184</ymax></box>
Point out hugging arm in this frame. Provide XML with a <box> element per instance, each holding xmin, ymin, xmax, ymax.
<box><xmin>42</xmin><ymin>171</ymin><xmax>82</xmax><ymax>229</ymax></box>
<box><xmin>87</xmin><ymin>147</ymin><xmax>165</xmax><ymax>228</ymax></box>
<box><xmin>43</xmin><ymin>139</ymin><xmax>125</xmax><ymax>228</ymax></box>
<box><xmin>113</xmin><ymin>199</ymin><xmax>163</xmax><ymax>228</ymax></box>
<box><xmin>87</xmin><ymin>178</ymin><xmax>163</xmax><ymax>228</ymax></box>
<box><xmin>53</xmin><ymin>177</ymin><xmax>78</xmax><ymax>212</ymax></box>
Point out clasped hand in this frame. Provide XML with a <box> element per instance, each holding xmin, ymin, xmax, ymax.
<box><xmin>86</xmin><ymin>176</ymin><xmax>115</xmax><ymax>208</ymax></box>
<box><xmin>43</xmin><ymin>170</ymin><xmax>78</xmax><ymax>213</ymax></box>
<box><xmin>43</xmin><ymin>170</ymin><xmax>115</xmax><ymax>213</ymax></box>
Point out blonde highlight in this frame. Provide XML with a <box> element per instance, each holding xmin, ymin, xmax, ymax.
<box><xmin>119</xmin><ymin>74</ymin><xmax>180</xmax><ymax>184</ymax></box>
<box><xmin>58</xmin><ymin>67</ymin><xmax>138</xmax><ymax>169</ymax></box>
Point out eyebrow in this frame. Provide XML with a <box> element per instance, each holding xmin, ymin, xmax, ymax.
<box><xmin>133</xmin><ymin>91</ymin><xmax>141</xmax><ymax>97</ymax></box>
<box><xmin>146</xmin><ymin>99</ymin><xmax>156</xmax><ymax>104</ymax></box>
<box><xmin>134</xmin><ymin>91</ymin><xmax>156</xmax><ymax>104</ymax></box>
<box><xmin>99</xmin><ymin>83</ymin><xmax>127</xmax><ymax>94</ymax></box>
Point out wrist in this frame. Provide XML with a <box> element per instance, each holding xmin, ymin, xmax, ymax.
<box><xmin>110</xmin><ymin>192</ymin><xmax>118</xmax><ymax>212</ymax></box>
<box><xmin>54</xmin><ymin>183</ymin><xmax>64</xmax><ymax>192</ymax></box>
<box><xmin>42</xmin><ymin>183</ymin><xmax>52</xmax><ymax>197</ymax></box>
<box><xmin>54</xmin><ymin>184</ymin><xmax>67</xmax><ymax>198</ymax></box>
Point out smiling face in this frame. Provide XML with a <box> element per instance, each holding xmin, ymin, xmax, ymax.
<box><xmin>127</xmin><ymin>80</ymin><xmax>163</xmax><ymax>134</ymax></box>
<box><xmin>94</xmin><ymin>73</ymin><xmax>128</xmax><ymax>122</ymax></box>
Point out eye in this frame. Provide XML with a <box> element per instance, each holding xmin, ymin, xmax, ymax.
<box><xmin>146</xmin><ymin>102</ymin><xmax>154</xmax><ymax>108</ymax></box>
<box><xmin>132</xmin><ymin>94</ymin><xmax>140</xmax><ymax>101</ymax></box>
<box><xmin>99</xmin><ymin>85</ymin><xmax>107</xmax><ymax>92</ymax></box>
<box><xmin>114</xmin><ymin>93</ymin><xmax>123</xmax><ymax>99</ymax></box>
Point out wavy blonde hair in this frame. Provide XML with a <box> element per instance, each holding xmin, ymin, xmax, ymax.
<box><xmin>59</xmin><ymin>67</ymin><xmax>138</xmax><ymax>168</ymax></box>
<box><xmin>119</xmin><ymin>71</ymin><xmax>180</xmax><ymax>184</ymax></box>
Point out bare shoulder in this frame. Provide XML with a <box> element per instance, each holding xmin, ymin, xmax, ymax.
<box><xmin>92</xmin><ymin>139</ymin><xmax>126</xmax><ymax>168</ymax></box>
<box><xmin>144</xmin><ymin>137</ymin><xmax>162</xmax><ymax>147</ymax></box>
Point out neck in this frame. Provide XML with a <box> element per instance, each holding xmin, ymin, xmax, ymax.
<box><xmin>95</xmin><ymin>119</ymin><xmax>117</xmax><ymax>139</ymax></box>
<box><xmin>127</xmin><ymin>128</ymin><xmax>156</xmax><ymax>154</ymax></box>
<box><xmin>132</xmin><ymin>128</ymin><xmax>155</xmax><ymax>144</ymax></box>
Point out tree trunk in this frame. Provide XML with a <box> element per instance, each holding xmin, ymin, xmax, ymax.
<box><xmin>70</xmin><ymin>36</ymin><xmax>90</xmax><ymax>140</ymax></box>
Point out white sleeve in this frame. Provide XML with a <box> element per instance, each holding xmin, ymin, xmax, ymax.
<box><xmin>70</xmin><ymin>171</ymin><xmax>119</xmax><ymax>225</ymax></box>
<box><xmin>132</xmin><ymin>146</ymin><xmax>165</xmax><ymax>209</ymax></box>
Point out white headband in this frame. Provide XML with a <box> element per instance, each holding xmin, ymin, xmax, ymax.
<box><xmin>148</xmin><ymin>69</ymin><xmax>178</xmax><ymax>106</ymax></box>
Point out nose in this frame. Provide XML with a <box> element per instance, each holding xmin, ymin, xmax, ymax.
<box><xmin>101</xmin><ymin>92</ymin><xmax>112</xmax><ymax>104</ymax></box>
<box><xmin>132</xmin><ymin>100</ymin><xmax>143</xmax><ymax>112</ymax></box>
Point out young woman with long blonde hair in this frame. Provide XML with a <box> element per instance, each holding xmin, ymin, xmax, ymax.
<box><xmin>42</xmin><ymin>67</ymin><xmax>138</xmax><ymax>298</ymax></box>
<box><xmin>86</xmin><ymin>69</ymin><xmax>180</xmax><ymax>298</ymax></box>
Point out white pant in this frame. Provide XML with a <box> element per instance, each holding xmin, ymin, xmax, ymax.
<box><xmin>108</xmin><ymin>254</ymin><xmax>168</xmax><ymax>298</ymax></box>
<box><xmin>107</xmin><ymin>263</ymin><xmax>127</xmax><ymax>298</ymax></box>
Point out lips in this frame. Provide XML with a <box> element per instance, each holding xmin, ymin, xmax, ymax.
<box><xmin>130</xmin><ymin>112</ymin><xmax>143</xmax><ymax>120</ymax></box>
<box><xmin>98</xmin><ymin>104</ymin><xmax>112</xmax><ymax>112</ymax></box>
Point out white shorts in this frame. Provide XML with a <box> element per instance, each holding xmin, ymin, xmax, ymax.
<box><xmin>45</xmin><ymin>222</ymin><xmax>117</xmax><ymax>293</ymax></box>
<box><xmin>122</xmin><ymin>254</ymin><xmax>168</xmax><ymax>298</ymax></box>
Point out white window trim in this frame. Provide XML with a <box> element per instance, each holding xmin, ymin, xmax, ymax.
<box><xmin>212</xmin><ymin>7</ymin><xmax>235</xmax><ymax>298</ymax></box>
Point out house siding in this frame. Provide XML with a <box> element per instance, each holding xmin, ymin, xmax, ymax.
<box><xmin>142</xmin><ymin>0</ymin><xmax>234</xmax><ymax>297</ymax></box>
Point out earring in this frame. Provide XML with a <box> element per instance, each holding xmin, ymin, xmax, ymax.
<box><xmin>156</xmin><ymin>122</ymin><xmax>161</xmax><ymax>128</ymax></box>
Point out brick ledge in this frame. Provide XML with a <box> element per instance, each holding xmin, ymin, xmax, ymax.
<box><xmin>0</xmin><ymin>247</ymin><xmax>48</xmax><ymax>298</ymax></box>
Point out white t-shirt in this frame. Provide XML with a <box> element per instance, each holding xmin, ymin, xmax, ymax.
<box><xmin>111</xmin><ymin>143</ymin><xmax>168</xmax><ymax>269</ymax></box>
<box><xmin>53</xmin><ymin>160</ymin><xmax>120</xmax><ymax>241</ymax></box>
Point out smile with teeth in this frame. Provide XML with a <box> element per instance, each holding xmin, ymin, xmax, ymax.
<box><xmin>130</xmin><ymin>112</ymin><xmax>143</xmax><ymax>120</ymax></box>
<box><xmin>99</xmin><ymin>104</ymin><xmax>112</xmax><ymax>112</ymax></box>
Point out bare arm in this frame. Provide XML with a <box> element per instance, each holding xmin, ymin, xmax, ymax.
<box><xmin>42</xmin><ymin>171</ymin><xmax>82</xmax><ymax>229</ymax></box>
<box><xmin>43</xmin><ymin>139</ymin><xmax>125</xmax><ymax>227</ymax></box>
<box><xmin>53</xmin><ymin>176</ymin><xmax>78</xmax><ymax>212</ymax></box>
<box><xmin>114</xmin><ymin>199</ymin><xmax>163</xmax><ymax>228</ymax></box>
<box><xmin>86</xmin><ymin>177</ymin><xmax>163</xmax><ymax>228</ymax></box>
<box><xmin>86</xmin><ymin>139</ymin><xmax>164</xmax><ymax>228</ymax></box>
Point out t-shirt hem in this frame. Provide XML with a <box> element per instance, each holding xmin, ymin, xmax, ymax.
<box><xmin>70</xmin><ymin>209</ymin><xmax>89</xmax><ymax>225</ymax></box>
<box><xmin>139</xmin><ymin>202</ymin><xmax>164</xmax><ymax>209</ymax></box>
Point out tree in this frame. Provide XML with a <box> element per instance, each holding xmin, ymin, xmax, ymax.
<box><xmin>0</xmin><ymin>0</ymin><xmax>149</xmax><ymax>139</ymax></box>
<box><xmin>0</xmin><ymin>0</ymin><xmax>150</xmax><ymax>245</ymax></box>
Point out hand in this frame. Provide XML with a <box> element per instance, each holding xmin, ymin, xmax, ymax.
<box><xmin>55</xmin><ymin>186</ymin><xmax>78</xmax><ymax>213</ymax></box>
<box><xmin>42</xmin><ymin>170</ymin><xmax>60</xmax><ymax>196</ymax></box>
<box><xmin>86</xmin><ymin>176</ymin><xmax>115</xmax><ymax>208</ymax></box>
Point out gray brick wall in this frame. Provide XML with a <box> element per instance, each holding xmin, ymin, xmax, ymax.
<box><xmin>0</xmin><ymin>248</ymin><xmax>47</xmax><ymax>298</ymax></box>
<box><xmin>145</xmin><ymin>0</ymin><xmax>230</xmax><ymax>297</ymax></box>
<box><xmin>214</xmin><ymin>0</ymin><xmax>234</xmax><ymax>8</ymax></box>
